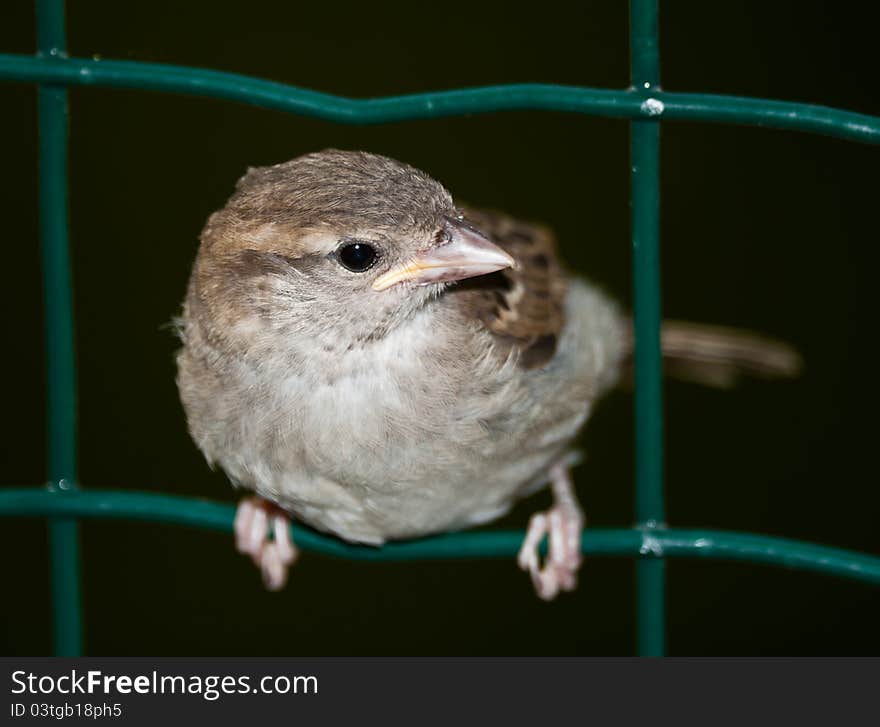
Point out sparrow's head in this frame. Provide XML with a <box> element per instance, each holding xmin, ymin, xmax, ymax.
<box><xmin>194</xmin><ymin>149</ymin><xmax>513</xmax><ymax>345</ymax></box>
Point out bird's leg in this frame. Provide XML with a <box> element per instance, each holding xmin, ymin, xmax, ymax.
<box><xmin>233</xmin><ymin>496</ymin><xmax>299</xmax><ymax>591</ymax></box>
<box><xmin>517</xmin><ymin>463</ymin><xmax>584</xmax><ymax>601</ymax></box>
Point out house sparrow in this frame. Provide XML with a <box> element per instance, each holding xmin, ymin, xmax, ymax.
<box><xmin>176</xmin><ymin>149</ymin><xmax>800</xmax><ymax>600</ymax></box>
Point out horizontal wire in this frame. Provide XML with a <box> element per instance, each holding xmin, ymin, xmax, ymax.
<box><xmin>2</xmin><ymin>487</ymin><xmax>879</xmax><ymax>585</ymax></box>
<box><xmin>0</xmin><ymin>54</ymin><xmax>878</xmax><ymax>144</ymax></box>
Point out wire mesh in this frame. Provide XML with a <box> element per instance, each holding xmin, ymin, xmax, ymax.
<box><xmin>1</xmin><ymin>0</ymin><xmax>878</xmax><ymax>657</ymax></box>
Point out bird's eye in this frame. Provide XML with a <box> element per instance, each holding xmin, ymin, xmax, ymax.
<box><xmin>338</xmin><ymin>242</ymin><xmax>378</xmax><ymax>272</ymax></box>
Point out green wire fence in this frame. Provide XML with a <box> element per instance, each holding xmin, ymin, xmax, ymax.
<box><xmin>2</xmin><ymin>0</ymin><xmax>879</xmax><ymax>657</ymax></box>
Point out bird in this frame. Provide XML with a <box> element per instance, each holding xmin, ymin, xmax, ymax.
<box><xmin>175</xmin><ymin>149</ymin><xmax>800</xmax><ymax>600</ymax></box>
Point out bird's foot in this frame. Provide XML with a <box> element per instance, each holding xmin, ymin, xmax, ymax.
<box><xmin>517</xmin><ymin>463</ymin><xmax>584</xmax><ymax>600</ymax></box>
<box><xmin>233</xmin><ymin>496</ymin><xmax>298</xmax><ymax>591</ymax></box>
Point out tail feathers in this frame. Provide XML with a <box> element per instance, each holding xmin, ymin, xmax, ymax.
<box><xmin>623</xmin><ymin>319</ymin><xmax>803</xmax><ymax>390</ymax></box>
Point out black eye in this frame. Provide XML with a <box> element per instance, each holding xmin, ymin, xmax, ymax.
<box><xmin>338</xmin><ymin>242</ymin><xmax>378</xmax><ymax>272</ymax></box>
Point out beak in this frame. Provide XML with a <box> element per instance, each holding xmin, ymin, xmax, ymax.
<box><xmin>372</xmin><ymin>219</ymin><xmax>515</xmax><ymax>292</ymax></box>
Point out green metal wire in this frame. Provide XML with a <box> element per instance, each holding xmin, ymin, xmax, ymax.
<box><xmin>2</xmin><ymin>0</ymin><xmax>879</xmax><ymax>657</ymax></box>
<box><xmin>3</xmin><ymin>489</ymin><xmax>880</xmax><ymax>584</ymax></box>
<box><xmin>630</xmin><ymin>0</ymin><xmax>666</xmax><ymax>658</ymax></box>
<box><xmin>0</xmin><ymin>54</ymin><xmax>879</xmax><ymax>143</ymax></box>
<box><xmin>36</xmin><ymin>0</ymin><xmax>82</xmax><ymax>658</ymax></box>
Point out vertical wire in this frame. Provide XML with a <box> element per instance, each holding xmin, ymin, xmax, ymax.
<box><xmin>629</xmin><ymin>0</ymin><xmax>666</xmax><ymax>656</ymax></box>
<box><xmin>37</xmin><ymin>0</ymin><xmax>83</xmax><ymax>657</ymax></box>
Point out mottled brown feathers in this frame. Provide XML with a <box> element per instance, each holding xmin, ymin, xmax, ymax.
<box><xmin>458</xmin><ymin>207</ymin><xmax>568</xmax><ymax>369</ymax></box>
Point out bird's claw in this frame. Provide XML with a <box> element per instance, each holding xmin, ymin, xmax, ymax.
<box><xmin>234</xmin><ymin>496</ymin><xmax>298</xmax><ymax>591</ymax></box>
<box><xmin>517</xmin><ymin>464</ymin><xmax>584</xmax><ymax>601</ymax></box>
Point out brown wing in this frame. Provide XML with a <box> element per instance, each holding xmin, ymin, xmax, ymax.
<box><xmin>456</xmin><ymin>206</ymin><xmax>568</xmax><ymax>369</ymax></box>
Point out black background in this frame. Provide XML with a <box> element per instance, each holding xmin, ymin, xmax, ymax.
<box><xmin>1</xmin><ymin>0</ymin><xmax>878</xmax><ymax>655</ymax></box>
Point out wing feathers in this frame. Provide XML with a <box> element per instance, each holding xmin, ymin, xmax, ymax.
<box><xmin>459</xmin><ymin>207</ymin><xmax>568</xmax><ymax>369</ymax></box>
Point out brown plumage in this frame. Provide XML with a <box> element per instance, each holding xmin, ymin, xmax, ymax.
<box><xmin>618</xmin><ymin>319</ymin><xmax>803</xmax><ymax>389</ymax></box>
<box><xmin>459</xmin><ymin>207</ymin><xmax>568</xmax><ymax>369</ymax></box>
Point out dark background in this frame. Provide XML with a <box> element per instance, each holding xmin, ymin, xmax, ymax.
<box><xmin>1</xmin><ymin>1</ymin><xmax>877</xmax><ymax>655</ymax></box>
